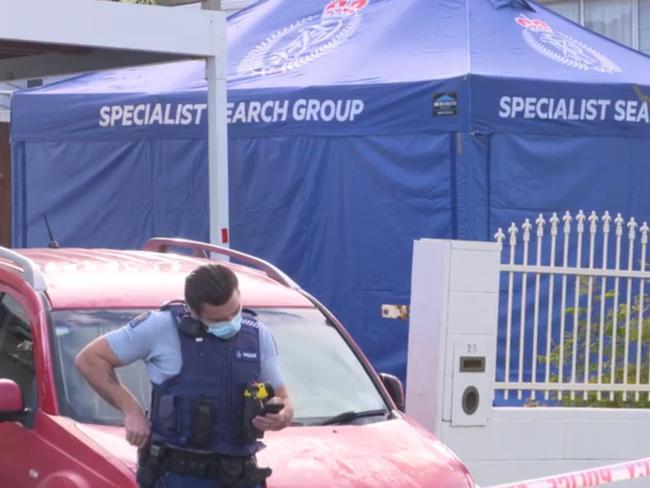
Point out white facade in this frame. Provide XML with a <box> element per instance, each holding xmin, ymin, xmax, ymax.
<box><xmin>540</xmin><ymin>0</ymin><xmax>650</xmax><ymax>53</ymax></box>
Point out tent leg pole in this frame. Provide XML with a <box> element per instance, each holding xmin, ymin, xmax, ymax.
<box><xmin>204</xmin><ymin>5</ymin><xmax>229</xmax><ymax>248</ymax></box>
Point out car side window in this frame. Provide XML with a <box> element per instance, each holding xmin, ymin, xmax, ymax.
<box><xmin>0</xmin><ymin>293</ymin><xmax>35</xmax><ymax>405</ymax></box>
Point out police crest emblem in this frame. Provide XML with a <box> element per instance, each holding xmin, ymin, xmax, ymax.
<box><xmin>516</xmin><ymin>15</ymin><xmax>620</xmax><ymax>74</ymax></box>
<box><xmin>237</xmin><ymin>0</ymin><xmax>369</xmax><ymax>77</ymax></box>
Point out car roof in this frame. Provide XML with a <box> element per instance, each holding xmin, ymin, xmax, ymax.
<box><xmin>5</xmin><ymin>248</ymin><xmax>312</xmax><ymax>310</ymax></box>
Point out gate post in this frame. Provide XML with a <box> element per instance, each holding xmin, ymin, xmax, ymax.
<box><xmin>405</xmin><ymin>239</ymin><xmax>500</xmax><ymax>436</ymax></box>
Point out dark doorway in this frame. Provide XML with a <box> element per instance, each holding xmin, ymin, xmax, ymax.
<box><xmin>0</xmin><ymin>123</ymin><xmax>10</xmax><ymax>247</ymax></box>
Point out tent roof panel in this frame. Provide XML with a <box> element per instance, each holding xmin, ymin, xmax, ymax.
<box><xmin>23</xmin><ymin>0</ymin><xmax>650</xmax><ymax>92</ymax></box>
<box><xmin>12</xmin><ymin>0</ymin><xmax>650</xmax><ymax>139</ymax></box>
<box><xmin>468</xmin><ymin>1</ymin><xmax>650</xmax><ymax>84</ymax></box>
<box><xmin>227</xmin><ymin>0</ymin><xmax>470</xmax><ymax>87</ymax></box>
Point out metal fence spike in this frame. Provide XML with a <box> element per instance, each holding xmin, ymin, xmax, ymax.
<box><xmin>576</xmin><ymin>210</ymin><xmax>586</xmax><ymax>233</ymax></box>
<box><xmin>562</xmin><ymin>211</ymin><xmax>572</xmax><ymax>234</ymax></box>
<box><xmin>522</xmin><ymin>218</ymin><xmax>532</xmax><ymax>242</ymax></box>
<box><xmin>628</xmin><ymin>217</ymin><xmax>638</xmax><ymax>240</ymax></box>
<box><xmin>549</xmin><ymin>212</ymin><xmax>560</xmax><ymax>236</ymax></box>
<box><xmin>602</xmin><ymin>211</ymin><xmax>612</xmax><ymax>234</ymax></box>
<box><xmin>588</xmin><ymin>211</ymin><xmax>599</xmax><ymax>234</ymax></box>
<box><xmin>508</xmin><ymin>222</ymin><xmax>518</xmax><ymax>245</ymax></box>
<box><xmin>615</xmin><ymin>213</ymin><xmax>624</xmax><ymax>236</ymax></box>
<box><xmin>535</xmin><ymin>214</ymin><xmax>545</xmax><ymax>237</ymax></box>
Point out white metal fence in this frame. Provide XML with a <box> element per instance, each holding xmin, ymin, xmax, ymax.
<box><xmin>495</xmin><ymin>210</ymin><xmax>650</xmax><ymax>404</ymax></box>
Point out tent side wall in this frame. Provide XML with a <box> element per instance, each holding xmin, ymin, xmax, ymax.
<box><xmin>11</xmin><ymin>125</ymin><xmax>467</xmax><ymax>381</ymax></box>
<box><xmin>488</xmin><ymin>134</ymin><xmax>650</xmax><ymax>230</ymax></box>
<box><xmin>455</xmin><ymin>133</ymin><xmax>492</xmax><ymax>241</ymax></box>
<box><xmin>229</xmin><ymin>132</ymin><xmax>461</xmax><ymax>379</ymax></box>
<box><xmin>11</xmin><ymin>138</ymin><xmax>210</xmax><ymax>249</ymax></box>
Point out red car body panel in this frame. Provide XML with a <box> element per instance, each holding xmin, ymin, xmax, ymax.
<box><xmin>18</xmin><ymin>249</ymin><xmax>312</xmax><ymax>309</ymax></box>
<box><xmin>0</xmin><ymin>247</ymin><xmax>476</xmax><ymax>488</ymax></box>
<box><xmin>80</xmin><ymin>418</ymin><xmax>473</xmax><ymax>488</ymax></box>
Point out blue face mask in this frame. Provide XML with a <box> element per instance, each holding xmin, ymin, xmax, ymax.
<box><xmin>204</xmin><ymin>311</ymin><xmax>242</xmax><ymax>339</ymax></box>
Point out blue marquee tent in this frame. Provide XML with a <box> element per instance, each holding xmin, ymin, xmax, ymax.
<box><xmin>11</xmin><ymin>0</ymin><xmax>650</xmax><ymax>382</ymax></box>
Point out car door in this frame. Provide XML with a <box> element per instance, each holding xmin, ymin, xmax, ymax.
<box><xmin>0</xmin><ymin>265</ymin><xmax>138</xmax><ymax>488</ymax></box>
<box><xmin>0</xmin><ymin>290</ymin><xmax>37</xmax><ymax>487</ymax></box>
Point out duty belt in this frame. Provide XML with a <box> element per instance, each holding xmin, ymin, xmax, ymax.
<box><xmin>140</xmin><ymin>443</ymin><xmax>272</xmax><ymax>487</ymax></box>
<box><xmin>158</xmin><ymin>445</ymin><xmax>245</xmax><ymax>478</ymax></box>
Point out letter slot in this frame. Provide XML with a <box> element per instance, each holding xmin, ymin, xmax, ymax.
<box><xmin>459</xmin><ymin>356</ymin><xmax>486</xmax><ymax>373</ymax></box>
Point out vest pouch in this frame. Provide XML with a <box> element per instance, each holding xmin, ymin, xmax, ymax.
<box><xmin>190</xmin><ymin>398</ymin><xmax>216</xmax><ymax>449</ymax></box>
<box><xmin>241</xmin><ymin>395</ymin><xmax>264</xmax><ymax>443</ymax></box>
<box><xmin>155</xmin><ymin>395</ymin><xmax>178</xmax><ymax>433</ymax></box>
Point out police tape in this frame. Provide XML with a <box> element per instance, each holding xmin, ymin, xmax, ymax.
<box><xmin>485</xmin><ymin>456</ymin><xmax>650</xmax><ymax>488</ymax></box>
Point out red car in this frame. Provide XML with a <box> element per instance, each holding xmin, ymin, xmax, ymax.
<box><xmin>0</xmin><ymin>237</ymin><xmax>476</xmax><ymax>488</ymax></box>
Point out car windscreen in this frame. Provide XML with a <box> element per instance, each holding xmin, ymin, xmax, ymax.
<box><xmin>51</xmin><ymin>308</ymin><xmax>387</xmax><ymax>426</ymax></box>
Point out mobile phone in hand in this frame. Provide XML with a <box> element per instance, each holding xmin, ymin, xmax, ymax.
<box><xmin>262</xmin><ymin>402</ymin><xmax>284</xmax><ymax>415</ymax></box>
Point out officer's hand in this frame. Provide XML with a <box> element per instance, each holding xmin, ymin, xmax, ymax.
<box><xmin>124</xmin><ymin>407</ymin><xmax>151</xmax><ymax>447</ymax></box>
<box><xmin>252</xmin><ymin>412</ymin><xmax>288</xmax><ymax>431</ymax></box>
<box><xmin>252</xmin><ymin>398</ymin><xmax>289</xmax><ymax>431</ymax></box>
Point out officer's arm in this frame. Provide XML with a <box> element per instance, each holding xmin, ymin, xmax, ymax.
<box><xmin>75</xmin><ymin>313</ymin><xmax>158</xmax><ymax>447</ymax></box>
<box><xmin>75</xmin><ymin>337</ymin><xmax>143</xmax><ymax>417</ymax></box>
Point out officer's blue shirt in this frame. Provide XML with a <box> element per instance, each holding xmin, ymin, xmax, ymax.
<box><xmin>106</xmin><ymin>310</ymin><xmax>285</xmax><ymax>387</ymax></box>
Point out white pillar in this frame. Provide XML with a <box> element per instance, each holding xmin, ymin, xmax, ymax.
<box><xmin>406</xmin><ymin>239</ymin><xmax>500</xmax><ymax>435</ymax></box>
<box><xmin>203</xmin><ymin>1</ymin><xmax>229</xmax><ymax>246</ymax></box>
<box><xmin>405</xmin><ymin>239</ymin><xmax>452</xmax><ymax>435</ymax></box>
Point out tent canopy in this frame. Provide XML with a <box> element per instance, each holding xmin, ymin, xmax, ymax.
<box><xmin>12</xmin><ymin>0</ymin><xmax>650</xmax><ymax>383</ymax></box>
<box><xmin>13</xmin><ymin>0</ymin><xmax>650</xmax><ymax>142</ymax></box>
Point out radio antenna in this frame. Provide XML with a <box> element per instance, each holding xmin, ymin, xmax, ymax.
<box><xmin>43</xmin><ymin>214</ymin><xmax>60</xmax><ymax>249</ymax></box>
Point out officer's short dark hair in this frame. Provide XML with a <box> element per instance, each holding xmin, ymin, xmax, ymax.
<box><xmin>185</xmin><ymin>264</ymin><xmax>239</xmax><ymax>313</ymax></box>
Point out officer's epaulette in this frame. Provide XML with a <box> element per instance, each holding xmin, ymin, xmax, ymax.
<box><xmin>128</xmin><ymin>311</ymin><xmax>152</xmax><ymax>329</ymax></box>
<box><xmin>242</xmin><ymin>308</ymin><xmax>260</xmax><ymax>329</ymax></box>
<box><xmin>242</xmin><ymin>307</ymin><xmax>257</xmax><ymax>318</ymax></box>
<box><xmin>160</xmin><ymin>301</ymin><xmax>206</xmax><ymax>337</ymax></box>
<box><xmin>160</xmin><ymin>299</ymin><xmax>187</xmax><ymax>313</ymax></box>
<box><xmin>160</xmin><ymin>300</ymin><xmax>191</xmax><ymax>327</ymax></box>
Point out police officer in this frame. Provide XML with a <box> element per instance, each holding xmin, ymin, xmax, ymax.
<box><xmin>76</xmin><ymin>263</ymin><xmax>294</xmax><ymax>487</ymax></box>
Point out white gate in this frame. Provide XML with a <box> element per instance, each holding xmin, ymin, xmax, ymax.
<box><xmin>495</xmin><ymin>211</ymin><xmax>650</xmax><ymax>404</ymax></box>
<box><xmin>405</xmin><ymin>213</ymin><xmax>650</xmax><ymax>487</ymax></box>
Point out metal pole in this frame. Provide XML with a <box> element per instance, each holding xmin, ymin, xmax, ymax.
<box><xmin>203</xmin><ymin>0</ymin><xmax>229</xmax><ymax>247</ymax></box>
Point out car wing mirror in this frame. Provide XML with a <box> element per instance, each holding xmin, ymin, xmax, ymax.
<box><xmin>0</xmin><ymin>379</ymin><xmax>26</xmax><ymax>422</ymax></box>
<box><xmin>379</xmin><ymin>373</ymin><xmax>405</xmax><ymax>412</ymax></box>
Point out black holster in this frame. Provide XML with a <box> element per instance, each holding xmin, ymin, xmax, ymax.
<box><xmin>241</xmin><ymin>396</ymin><xmax>264</xmax><ymax>442</ymax></box>
<box><xmin>217</xmin><ymin>456</ymin><xmax>272</xmax><ymax>488</ymax></box>
<box><xmin>136</xmin><ymin>442</ymin><xmax>167</xmax><ymax>488</ymax></box>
